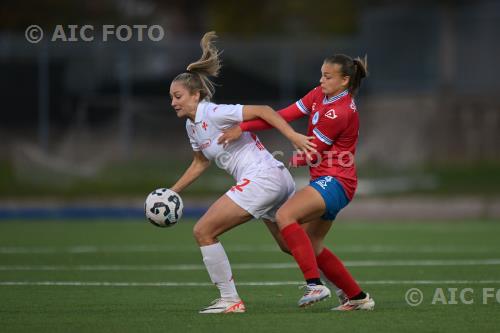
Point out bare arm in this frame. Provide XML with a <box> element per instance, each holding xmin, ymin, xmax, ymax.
<box><xmin>240</xmin><ymin>103</ymin><xmax>306</xmax><ymax>131</ymax></box>
<box><xmin>218</xmin><ymin>104</ymin><xmax>306</xmax><ymax>146</ymax></box>
<box><xmin>242</xmin><ymin>105</ymin><xmax>316</xmax><ymax>153</ymax></box>
<box><xmin>170</xmin><ymin>151</ymin><xmax>211</xmax><ymax>193</ymax></box>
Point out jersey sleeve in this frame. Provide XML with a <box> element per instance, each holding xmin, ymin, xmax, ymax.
<box><xmin>210</xmin><ymin>104</ymin><xmax>244</xmax><ymax>130</ymax></box>
<box><xmin>295</xmin><ymin>87</ymin><xmax>319</xmax><ymax>115</ymax></box>
<box><xmin>240</xmin><ymin>103</ymin><xmax>306</xmax><ymax>131</ymax></box>
<box><xmin>185</xmin><ymin>121</ymin><xmax>200</xmax><ymax>151</ymax></box>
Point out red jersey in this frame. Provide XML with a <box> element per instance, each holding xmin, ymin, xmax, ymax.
<box><xmin>294</xmin><ymin>86</ymin><xmax>359</xmax><ymax>200</ymax></box>
<box><xmin>239</xmin><ymin>86</ymin><xmax>359</xmax><ymax>200</ymax></box>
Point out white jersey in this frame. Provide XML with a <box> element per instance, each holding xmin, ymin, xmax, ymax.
<box><xmin>185</xmin><ymin>101</ymin><xmax>283</xmax><ymax>181</ymax></box>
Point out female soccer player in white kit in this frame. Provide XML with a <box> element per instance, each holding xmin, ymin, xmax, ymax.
<box><xmin>168</xmin><ymin>31</ymin><xmax>316</xmax><ymax>314</ymax></box>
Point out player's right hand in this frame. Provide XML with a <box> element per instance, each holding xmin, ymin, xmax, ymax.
<box><xmin>290</xmin><ymin>133</ymin><xmax>317</xmax><ymax>156</ymax></box>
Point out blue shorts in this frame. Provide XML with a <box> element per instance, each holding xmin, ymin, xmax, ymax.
<box><xmin>309</xmin><ymin>176</ymin><xmax>350</xmax><ymax>221</ymax></box>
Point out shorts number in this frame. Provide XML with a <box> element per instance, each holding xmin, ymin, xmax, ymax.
<box><xmin>231</xmin><ymin>178</ymin><xmax>251</xmax><ymax>192</ymax></box>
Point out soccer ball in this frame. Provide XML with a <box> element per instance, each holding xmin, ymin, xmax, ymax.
<box><xmin>145</xmin><ymin>188</ymin><xmax>184</xmax><ymax>227</ymax></box>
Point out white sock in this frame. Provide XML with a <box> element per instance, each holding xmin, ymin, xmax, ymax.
<box><xmin>200</xmin><ymin>242</ymin><xmax>239</xmax><ymax>301</ymax></box>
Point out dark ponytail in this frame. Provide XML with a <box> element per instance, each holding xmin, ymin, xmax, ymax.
<box><xmin>324</xmin><ymin>54</ymin><xmax>368</xmax><ymax>96</ymax></box>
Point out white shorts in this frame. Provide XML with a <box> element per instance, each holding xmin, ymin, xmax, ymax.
<box><xmin>226</xmin><ymin>165</ymin><xmax>295</xmax><ymax>222</ymax></box>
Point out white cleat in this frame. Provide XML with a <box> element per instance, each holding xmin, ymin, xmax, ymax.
<box><xmin>199</xmin><ymin>298</ymin><xmax>246</xmax><ymax>314</ymax></box>
<box><xmin>331</xmin><ymin>293</ymin><xmax>375</xmax><ymax>311</ymax></box>
<box><xmin>298</xmin><ymin>284</ymin><xmax>331</xmax><ymax>307</ymax></box>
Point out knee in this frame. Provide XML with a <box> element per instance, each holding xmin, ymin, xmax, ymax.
<box><xmin>192</xmin><ymin>223</ymin><xmax>214</xmax><ymax>246</ymax></box>
<box><xmin>192</xmin><ymin>223</ymin><xmax>203</xmax><ymax>242</ymax></box>
<box><xmin>275</xmin><ymin>207</ymin><xmax>294</xmax><ymax>227</ymax></box>
<box><xmin>310</xmin><ymin>240</ymin><xmax>324</xmax><ymax>257</ymax></box>
<box><xmin>313</xmin><ymin>245</ymin><xmax>324</xmax><ymax>257</ymax></box>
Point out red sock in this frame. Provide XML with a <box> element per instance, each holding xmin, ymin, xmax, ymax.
<box><xmin>317</xmin><ymin>247</ymin><xmax>361</xmax><ymax>298</ymax></box>
<box><xmin>281</xmin><ymin>223</ymin><xmax>319</xmax><ymax>280</ymax></box>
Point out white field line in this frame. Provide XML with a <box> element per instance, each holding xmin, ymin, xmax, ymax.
<box><xmin>1</xmin><ymin>280</ymin><xmax>500</xmax><ymax>287</ymax></box>
<box><xmin>1</xmin><ymin>259</ymin><xmax>500</xmax><ymax>271</ymax></box>
<box><xmin>0</xmin><ymin>245</ymin><xmax>277</xmax><ymax>254</ymax></box>
<box><xmin>1</xmin><ymin>245</ymin><xmax>499</xmax><ymax>254</ymax></box>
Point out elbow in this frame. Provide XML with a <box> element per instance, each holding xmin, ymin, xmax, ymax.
<box><xmin>257</xmin><ymin>106</ymin><xmax>274</xmax><ymax>118</ymax></box>
<box><xmin>263</xmin><ymin>105</ymin><xmax>274</xmax><ymax>114</ymax></box>
<box><xmin>197</xmin><ymin>159</ymin><xmax>211</xmax><ymax>170</ymax></box>
<box><xmin>192</xmin><ymin>157</ymin><xmax>210</xmax><ymax>171</ymax></box>
<box><xmin>201</xmin><ymin>159</ymin><xmax>211</xmax><ymax>170</ymax></box>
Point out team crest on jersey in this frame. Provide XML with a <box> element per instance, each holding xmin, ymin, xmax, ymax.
<box><xmin>325</xmin><ymin>109</ymin><xmax>337</xmax><ymax>120</ymax></box>
<box><xmin>312</xmin><ymin>112</ymin><xmax>319</xmax><ymax>125</ymax></box>
<box><xmin>312</xmin><ymin>103</ymin><xmax>317</xmax><ymax>112</ymax></box>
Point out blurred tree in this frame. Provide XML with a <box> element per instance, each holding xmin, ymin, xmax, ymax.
<box><xmin>0</xmin><ymin>0</ymin><xmax>358</xmax><ymax>36</ymax></box>
<box><xmin>0</xmin><ymin>1</ymin><xmax>126</xmax><ymax>30</ymax></box>
<box><xmin>0</xmin><ymin>0</ymin><xmax>154</xmax><ymax>30</ymax></box>
<box><xmin>205</xmin><ymin>0</ymin><xmax>358</xmax><ymax>36</ymax></box>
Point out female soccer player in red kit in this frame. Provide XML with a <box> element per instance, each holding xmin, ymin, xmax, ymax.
<box><xmin>218</xmin><ymin>54</ymin><xmax>375</xmax><ymax>310</ymax></box>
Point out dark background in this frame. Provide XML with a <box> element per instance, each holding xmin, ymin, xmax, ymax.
<box><xmin>0</xmin><ymin>0</ymin><xmax>499</xmax><ymax>210</ymax></box>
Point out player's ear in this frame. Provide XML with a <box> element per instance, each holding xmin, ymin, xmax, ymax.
<box><xmin>192</xmin><ymin>90</ymin><xmax>201</xmax><ymax>102</ymax></box>
<box><xmin>342</xmin><ymin>75</ymin><xmax>350</xmax><ymax>87</ymax></box>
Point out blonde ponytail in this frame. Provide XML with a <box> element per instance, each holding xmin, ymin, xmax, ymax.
<box><xmin>173</xmin><ymin>31</ymin><xmax>221</xmax><ymax>101</ymax></box>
